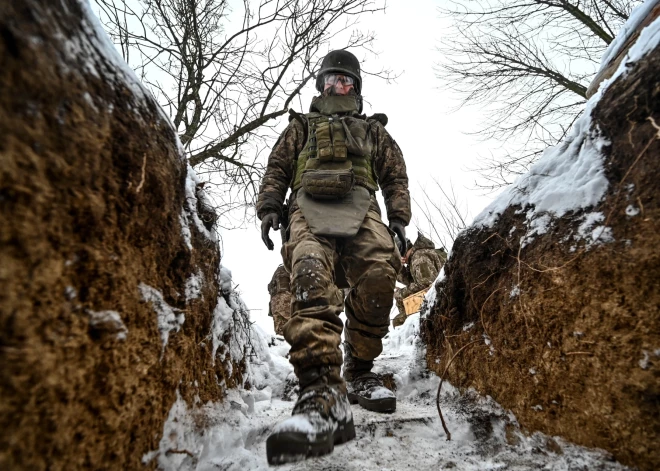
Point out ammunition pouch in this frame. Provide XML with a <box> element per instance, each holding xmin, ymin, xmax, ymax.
<box><xmin>291</xmin><ymin>108</ymin><xmax>378</xmax><ymax>193</ymax></box>
<box><xmin>301</xmin><ymin>167</ymin><xmax>355</xmax><ymax>200</ymax></box>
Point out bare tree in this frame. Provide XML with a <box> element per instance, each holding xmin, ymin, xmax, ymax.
<box><xmin>94</xmin><ymin>0</ymin><xmax>389</xmax><ymax>225</ymax></box>
<box><xmin>436</xmin><ymin>0</ymin><xmax>641</xmax><ymax>190</ymax></box>
<box><xmin>413</xmin><ymin>179</ymin><xmax>469</xmax><ymax>251</ymax></box>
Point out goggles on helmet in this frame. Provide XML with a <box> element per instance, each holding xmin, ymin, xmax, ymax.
<box><xmin>324</xmin><ymin>73</ymin><xmax>355</xmax><ymax>87</ymax></box>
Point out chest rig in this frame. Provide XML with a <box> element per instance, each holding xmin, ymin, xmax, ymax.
<box><xmin>291</xmin><ymin>96</ymin><xmax>378</xmax><ymax>200</ymax></box>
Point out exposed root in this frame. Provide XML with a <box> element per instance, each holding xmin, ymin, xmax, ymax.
<box><xmin>136</xmin><ymin>153</ymin><xmax>147</xmax><ymax>193</ymax></box>
<box><xmin>436</xmin><ymin>339</ymin><xmax>480</xmax><ymax>441</ymax></box>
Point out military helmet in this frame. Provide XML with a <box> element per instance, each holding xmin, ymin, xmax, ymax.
<box><xmin>414</xmin><ymin>232</ymin><xmax>436</xmax><ymax>250</ymax></box>
<box><xmin>316</xmin><ymin>50</ymin><xmax>362</xmax><ymax>94</ymax></box>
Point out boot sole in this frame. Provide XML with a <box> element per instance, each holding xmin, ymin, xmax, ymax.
<box><xmin>348</xmin><ymin>392</ymin><xmax>396</xmax><ymax>413</ymax></box>
<box><xmin>266</xmin><ymin>417</ymin><xmax>356</xmax><ymax>465</ymax></box>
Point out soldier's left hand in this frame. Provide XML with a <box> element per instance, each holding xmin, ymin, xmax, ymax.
<box><xmin>261</xmin><ymin>213</ymin><xmax>280</xmax><ymax>250</ymax></box>
<box><xmin>389</xmin><ymin>220</ymin><xmax>407</xmax><ymax>254</ymax></box>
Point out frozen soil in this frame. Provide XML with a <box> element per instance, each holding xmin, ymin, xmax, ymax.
<box><xmin>151</xmin><ymin>315</ymin><xmax>630</xmax><ymax>471</ymax></box>
<box><xmin>422</xmin><ymin>12</ymin><xmax>660</xmax><ymax>470</ymax></box>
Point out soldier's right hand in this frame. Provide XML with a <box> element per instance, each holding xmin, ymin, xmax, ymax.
<box><xmin>261</xmin><ymin>213</ymin><xmax>280</xmax><ymax>250</ymax></box>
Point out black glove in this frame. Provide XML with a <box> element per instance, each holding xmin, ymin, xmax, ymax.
<box><xmin>261</xmin><ymin>213</ymin><xmax>280</xmax><ymax>250</ymax></box>
<box><xmin>389</xmin><ymin>220</ymin><xmax>407</xmax><ymax>255</ymax></box>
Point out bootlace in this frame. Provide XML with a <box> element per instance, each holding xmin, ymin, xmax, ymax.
<box><xmin>293</xmin><ymin>385</ymin><xmax>337</xmax><ymax>417</ymax></box>
<box><xmin>352</xmin><ymin>372</ymin><xmax>383</xmax><ymax>391</ymax></box>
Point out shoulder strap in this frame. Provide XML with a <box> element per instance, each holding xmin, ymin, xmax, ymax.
<box><xmin>367</xmin><ymin>113</ymin><xmax>388</xmax><ymax>127</ymax></box>
<box><xmin>288</xmin><ymin>109</ymin><xmax>308</xmax><ymax>146</ymax></box>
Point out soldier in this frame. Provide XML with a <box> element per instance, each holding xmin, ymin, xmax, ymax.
<box><xmin>268</xmin><ymin>264</ymin><xmax>291</xmax><ymax>336</ymax></box>
<box><xmin>393</xmin><ymin>233</ymin><xmax>445</xmax><ymax>328</ymax></box>
<box><xmin>257</xmin><ymin>50</ymin><xmax>410</xmax><ymax>463</ymax></box>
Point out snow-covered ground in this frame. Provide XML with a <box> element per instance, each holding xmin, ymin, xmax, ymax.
<box><xmin>146</xmin><ymin>310</ymin><xmax>630</xmax><ymax>471</ymax></box>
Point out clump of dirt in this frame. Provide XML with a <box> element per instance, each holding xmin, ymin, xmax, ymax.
<box><xmin>422</xmin><ymin>45</ymin><xmax>660</xmax><ymax>469</ymax></box>
<box><xmin>0</xmin><ymin>2</ymin><xmax>242</xmax><ymax>470</ymax></box>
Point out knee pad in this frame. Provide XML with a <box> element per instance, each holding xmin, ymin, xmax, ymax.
<box><xmin>291</xmin><ymin>255</ymin><xmax>332</xmax><ymax>302</ymax></box>
<box><xmin>353</xmin><ymin>265</ymin><xmax>396</xmax><ymax>313</ymax></box>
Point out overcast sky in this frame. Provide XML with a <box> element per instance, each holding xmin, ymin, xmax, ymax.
<box><xmin>219</xmin><ymin>0</ymin><xmax>500</xmax><ymax>334</ymax></box>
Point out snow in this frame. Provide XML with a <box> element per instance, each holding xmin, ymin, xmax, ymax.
<box><xmin>65</xmin><ymin>286</ymin><xmax>77</xmax><ymax>300</ymax></box>
<box><xmin>87</xmin><ymin>310</ymin><xmax>128</xmax><ymax>341</ymax></box>
<box><xmin>146</xmin><ymin>313</ymin><xmax>630</xmax><ymax>470</ymax></box>
<box><xmin>75</xmin><ymin>2</ymin><xmax>217</xmax><ymax>253</ymax></box>
<box><xmin>423</xmin><ymin>265</ymin><xmax>445</xmax><ymax>312</ymax></box>
<box><xmin>138</xmin><ymin>283</ymin><xmax>185</xmax><ymax>350</ymax></box>
<box><xmin>638</xmin><ymin>349</ymin><xmax>660</xmax><ymax>369</ymax></box>
<box><xmin>183</xmin><ymin>165</ymin><xmax>216</xmax><ymax>243</ymax></box>
<box><xmin>471</xmin><ymin>7</ymin><xmax>660</xmax><ymax>249</ymax></box>
<box><xmin>576</xmin><ymin>212</ymin><xmax>615</xmax><ymax>248</ymax></box>
<box><xmin>471</xmin><ymin>107</ymin><xmax>611</xmax><ymax>247</ymax></box>
<box><xmin>598</xmin><ymin>0</ymin><xmax>660</xmax><ymax>72</ymax></box>
<box><xmin>272</xmin><ymin>415</ymin><xmax>316</xmax><ymax>435</ymax></box>
<box><xmin>72</xmin><ymin>0</ymin><xmax>173</xmax><ymax>127</ymax></box>
<box><xmin>369</xmin><ymin>387</ymin><xmax>395</xmax><ymax>399</ymax></box>
<box><xmin>625</xmin><ymin>205</ymin><xmax>640</xmax><ymax>216</ymax></box>
<box><xmin>179</xmin><ymin>211</ymin><xmax>193</xmax><ymax>250</ymax></box>
<box><xmin>77</xmin><ymin>0</ymin><xmax>187</xmax><ymax>130</ymax></box>
<box><xmin>209</xmin><ymin>265</ymin><xmax>291</xmax><ymax>396</ymax></box>
<box><xmin>137</xmin><ymin>11</ymin><xmax>660</xmax><ymax>468</ymax></box>
<box><xmin>598</xmin><ymin>2</ymin><xmax>660</xmax><ymax>91</ymax></box>
<box><xmin>185</xmin><ymin>270</ymin><xmax>203</xmax><ymax>301</ymax></box>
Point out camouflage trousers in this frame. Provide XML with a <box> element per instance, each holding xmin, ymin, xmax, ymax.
<box><xmin>393</xmin><ymin>282</ymin><xmax>426</xmax><ymax>328</ymax></box>
<box><xmin>281</xmin><ymin>208</ymin><xmax>401</xmax><ymax>374</ymax></box>
<box><xmin>270</xmin><ymin>292</ymin><xmax>292</xmax><ymax>336</ymax></box>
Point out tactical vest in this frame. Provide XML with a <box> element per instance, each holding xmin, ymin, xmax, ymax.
<box><xmin>291</xmin><ymin>111</ymin><xmax>378</xmax><ymax>198</ymax></box>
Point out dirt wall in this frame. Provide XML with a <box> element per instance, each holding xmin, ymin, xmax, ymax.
<box><xmin>422</xmin><ymin>42</ymin><xmax>659</xmax><ymax>469</ymax></box>
<box><xmin>0</xmin><ymin>1</ymin><xmax>240</xmax><ymax>469</ymax></box>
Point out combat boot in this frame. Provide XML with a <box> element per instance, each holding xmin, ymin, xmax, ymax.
<box><xmin>266</xmin><ymin>366</ymin><xmax>355</xmax><ymax>465</ymax></box>
<box><xmin>343</xmin><ymin>344</ymin><xmax>396</xmax><ymax>413</ymax></box>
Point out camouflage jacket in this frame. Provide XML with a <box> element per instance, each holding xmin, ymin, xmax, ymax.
<box><xmin>268</xmin><ymin>264</ymin><xmax>290</xmax><ymax>297</ymax></box>
<box><xmin>410</xmin><ymin>248</ymin><xmax>443</xmax><ymax>286</ymax></box>
<box><xmin>398</xmin><ymin>248</ymin><xmax>443</xmax><ymax>287</ymax></box>
<box><xmin>256</xmin><ymin>97</ymin><xmax>411</xmax><ymax>225</ymax></box>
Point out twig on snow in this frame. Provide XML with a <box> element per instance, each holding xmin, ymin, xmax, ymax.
<box><xmin>436</xmin><ymin>339</ymin><xmax>480</xmax><ymax>441</ymax></box>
